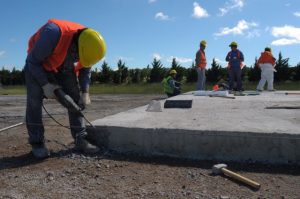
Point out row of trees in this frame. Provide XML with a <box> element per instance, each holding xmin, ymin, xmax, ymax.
<box><xmin>1</xmin><ymin>52</ymin><xmax>300</xmax><ymax>86</ymax></box>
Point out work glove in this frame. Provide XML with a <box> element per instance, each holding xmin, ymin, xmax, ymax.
<box><xmin>77</xmin><ymin>92</ymin><xmax>91</xmax><ymax>111</ymax></box>
<box><xmin>42</xmin><ymin>83</ymin><xmax>60</xmax><ymax>99</ymax></box>
<box><xmin>82</xmin><ymin>92</ymin><xmax>91</xmax><ymax>105</ymax></box>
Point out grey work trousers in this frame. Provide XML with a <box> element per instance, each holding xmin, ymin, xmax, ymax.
<box><xmin>25</xmin><ymin>65</ymin><xmax>86</xmax><ymax>145</ymax></box>
<box><xmin>196</xmin><ymin>68</ymin><xmax>206</xmax><ymax>90</ymax></box>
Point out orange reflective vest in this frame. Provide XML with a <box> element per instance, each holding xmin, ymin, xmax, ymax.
<box><xmin>27</xmin><ymin>19</ymin><xmax>85</xmax><ymax>72</ymax></box>
<box><xmin>196</xmin><ymin>49</ymin><xmax>207</xmax><ymax>69</ymax></box>
<box><xmin>257</xmin><ymin>51</ymin><xmax>276</xmax><ymax>66</ymax></box>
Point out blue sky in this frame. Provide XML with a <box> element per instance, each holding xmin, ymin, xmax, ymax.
<box><xmin>0</xmin><ymin>0</ymin><xmax>300</xmax><ymax>70</ymax></box>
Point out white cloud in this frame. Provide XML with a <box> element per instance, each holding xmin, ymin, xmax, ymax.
<box><xmin>153</xmin><ymin>53</ymin><xmax>162</xmax><ymax>60</ymax></box>
<box><xmin>219</xmin><ymin>0</ymin><xmax>245</xmax><ymax>16</ymax></box>
<box><xmin>0</xmin><ymin>50</ymin><xmax>6</xmax><ymax>58</ymax></box>
<box><xmin>192</xmin><ymin>2</ymin><xmax>209</xmax><ymax>19</ymax></box>
<box><xmin>271</xmin><ymin>25</ymin><xmax>300</xmax><ymax>46</ymax></box>
<box><xmin>167</xmin><ymin>56</ymin><xmax>193</xmax><ymax>63</ymax></box>
<box><xmin>214</xmin><ymin>58</ymin><xmax>226</xmax><ymax>66</ymax></box>
<box><xmin>148</xmin><ymin>0</ymin><xmax>157</xmax><ymax>3</ymax></box>
<box><xmin>294</xmin><ymin>12</ymin><xmax>300</xmax><ymax>17</ymax></box>
<box><xmin>155</xmin><ymin>12</ymin><xmax>170</xmax><ymax>21</ymax></box>
<box><xmin>214</xmin><ymin>19</ymin><xmax>258</xmax><ymax>36</ymax></box>
<box><xmin>246</xmin><ymin>29</ymin><xmax>260</xmax><ymax>38</ymax></box>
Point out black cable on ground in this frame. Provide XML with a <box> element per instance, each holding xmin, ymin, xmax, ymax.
<box><xmin>42</xmin><ymin>104</ymin><xmax>70</xmax><ymax>130</ymax></box>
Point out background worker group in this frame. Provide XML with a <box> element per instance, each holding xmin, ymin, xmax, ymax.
<box><xmin>193</xmin><ymin>40</ymin><xmax>276</xmax><ymax>92</ymax></box>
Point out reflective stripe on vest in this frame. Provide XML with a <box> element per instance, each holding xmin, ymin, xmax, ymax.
<box><xmin>27</xmin><ymin>19</ymin><xmax>85</xmax><ymax>72</ymax></box>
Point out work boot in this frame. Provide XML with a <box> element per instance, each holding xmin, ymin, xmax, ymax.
<box><xmin>31</xmin><ymin>143</ymin><xmax>50</xmax><ymax>159</ymax></box>
<box><xmin>75</xmin><ymin>137</ymin><xmax>99</xmax><ymax>154</ymax></box>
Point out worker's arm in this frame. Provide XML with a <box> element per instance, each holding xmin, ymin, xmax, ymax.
<box><xmin>225</xmin><ymin>52</ymin><xmax>231</xmax><ymax>62</ymax></box>
<box><xmin>195</xmin><ymin>50</ymin><xmax>200</xmax><ymax>67</ymax></box>
<box><xmin>78</xmin><ymin>68</ymin><xmax>91</xmax><ymax>93</ymax></box>
<box><xmin>239</xmin><ymin>51</ymin><xmax>245</xmax><ymax>62</ymax></box>
<box><xmin>271</xmin><ymin>56</ymin><xmax>276</xmax><ymax>66</ymax></box>
<box><xmin>168</xmin><ymin>79</ymin><xmax>180</xmax><ymax>90</ymax></box>
<box><xmin>26</xmin><ymin>23</ymin><xmax>60</xmax><ymax>87</ymax></box>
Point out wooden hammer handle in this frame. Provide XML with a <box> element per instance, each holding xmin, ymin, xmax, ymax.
<box><xmin>222</xmin><ymin>168</ymin><xmax>261</xmax><ymax>189</ymax></box>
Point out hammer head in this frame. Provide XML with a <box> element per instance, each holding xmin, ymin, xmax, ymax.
<box><xmin>212</xmin><ymin>163</ymin><xmax>227</xmax><ymax>175</ymax></box>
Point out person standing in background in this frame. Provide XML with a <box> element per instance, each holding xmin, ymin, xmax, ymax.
<box><xmin>195</xmin><ymin>40</ymin><xmax>207</xmax><ymax>90</ymax></box>
<box><xmin>256</xmin><ymin>47</ymin><xmax>276</xmax><ymax>91</ymax></box>
<box><xmin>226</xmin><ymin>41</ymin><xmax>244</xmax><ymax>92</ymax></box>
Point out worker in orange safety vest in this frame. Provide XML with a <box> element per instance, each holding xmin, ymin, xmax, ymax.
<box><xmin>195</xmin><ymin>40</ymin><xmax>207</xmax><ymax>90</ymax></box>
<box><xmin>24</xmin><ymin>19</ymin><xmax>106</xmax><ymax>159</ymax></box>
<box><xmin>256</xmin><ymin>47</ymin><xmax>277</xmax><ymax>91</ymax></box>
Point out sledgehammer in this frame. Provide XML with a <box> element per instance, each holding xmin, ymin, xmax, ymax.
<box><xmin>212</xmin><ymin>164</ymin><xmax>261</xmax><ymax>189</ymax></box>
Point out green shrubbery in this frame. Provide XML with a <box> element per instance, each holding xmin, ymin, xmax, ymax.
<box><xmin>1</xmin><ymin>52</ymin><xmax>300</xmax><ymax>86</ymax></box>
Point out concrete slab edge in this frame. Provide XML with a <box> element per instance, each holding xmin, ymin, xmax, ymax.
<box><xmin>87</xmin><ymin>126</ymin><xmax>300</xmax><ymax>165</ymax></box>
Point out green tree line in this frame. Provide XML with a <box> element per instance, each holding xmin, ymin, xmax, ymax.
<box><xmin>1</xmin><ymin>52</ymin><xmax>300</xmax><ymax>86</ymax></box>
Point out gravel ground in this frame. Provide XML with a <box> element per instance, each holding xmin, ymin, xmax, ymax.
<box><xmin>0</xmin><ymin>94</ymin><xmax>299</xmax><ymax>199</ymax></box>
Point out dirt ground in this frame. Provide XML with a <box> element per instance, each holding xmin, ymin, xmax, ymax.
<box><xmin>0</xmin><ymin>94</ymin><xmax>299</xmax><ymax>199</ymax></box>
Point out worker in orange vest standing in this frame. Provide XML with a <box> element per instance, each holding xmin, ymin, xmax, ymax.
<box><xmin>226</xmin><ymin>41</ymin><xmax>244</xmax><ymax>92</ymax></box>
<box><xmin>256</xmin><ymin>47</ymin><xmax>276</xmax><ymax>91</ymax></box>
<box><xmin>195</xmin><ymin>40</ymin><xmax>207</xmax><ymax>90</ymax></box>
<box><xmin>24</xmin><ymin>19</ymin><xmax>106</xmax><ymax>159</ymax></box>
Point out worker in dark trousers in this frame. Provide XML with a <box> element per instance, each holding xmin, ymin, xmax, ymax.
<box><xmin>226</xmin><ymin>41</ymin><xmax>244</xmax><ymax>92</ymax></box>
<box><xmin>24</xmin><ymin>19</ymin><xmax>106</xmax><ymax>159</ymax></box>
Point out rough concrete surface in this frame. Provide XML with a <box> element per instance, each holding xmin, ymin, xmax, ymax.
<box><xmin>1</xmin><ymin>94</ymin><xmax>300</xmax><ymax>198</ymax></box>
<box><xmin>91</xmin><ymin>91</ymin><xmax>300</xmax><ymax>164</ymax></box>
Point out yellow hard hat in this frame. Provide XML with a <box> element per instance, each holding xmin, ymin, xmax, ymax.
<box><xmin>229</xmin><ymin>41</ymin><xmax>238</xmax><ymax>47</ymax></box>
<box><xmin>170</xmin><ymin>69</ymin><xmax>177</xmax><ymax>75</ymax></box>
<box><xmin>200</xmin><ymin>40</ymin><xmax>207</xmax><ymax>46</ymax></box>
<box><xmin>79</xmin><ymin>28</ymin><xmax>106</xmax><ymax>68</ymax></box>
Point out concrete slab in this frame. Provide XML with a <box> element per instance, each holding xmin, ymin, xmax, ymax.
<box><xmin>88</xmin><ymin>91</ymin><xmax>300</xmax><ymax>164</ymax></box>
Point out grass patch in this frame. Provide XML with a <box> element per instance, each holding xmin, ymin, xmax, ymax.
<box><xmin>89</xmin><ymin>83</ymin><xmax>163</xmax><ymax>94</ymax></box>
<box><xmin>0</xmin><ymin>81</ymin><xmax>299</xmax><ymax>95</ymax></box>
<box><xmin>0</xmin><ymin>86</ymin><xmax>26</xmax><ymax>95</ymax></box>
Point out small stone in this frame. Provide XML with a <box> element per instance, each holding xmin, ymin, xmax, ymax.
<box><xmin>219</xmin><ymin>196</ymin><xmax>229</xmax><ymax>199</ymax></box>
<box><xmin>46</xmin><ymin>171</ymin><xmax>54</xmax><ymax>181</ymax></box>
<box><xmin>105</xmin><ymin>164</ymin><xmax>110</xmax><ymax>169</ymax></box>
<box><xmin>96</xmin><ymin>164</ymin><xmax>101</xmax><ymax>168</ymax></box>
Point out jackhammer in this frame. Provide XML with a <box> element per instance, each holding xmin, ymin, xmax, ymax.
<box><xmin>53</xmin><ymin>88</ymin><xmax>94</xmax><ymax>127</ymax></box>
